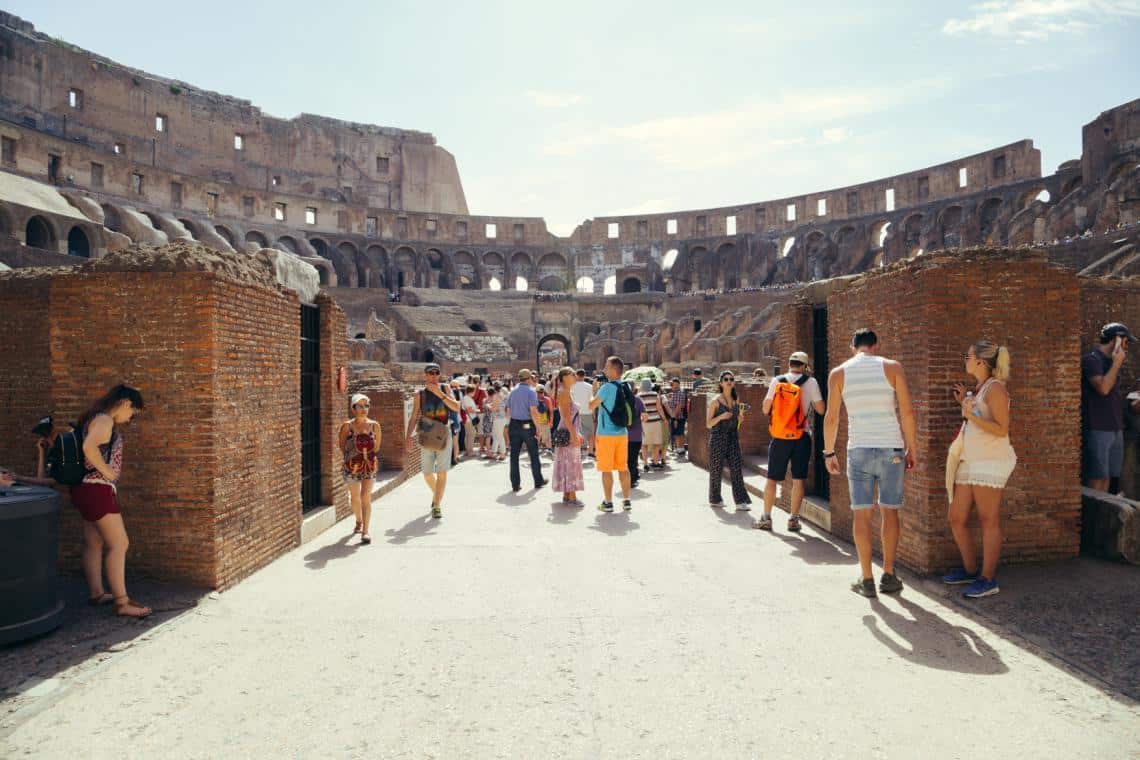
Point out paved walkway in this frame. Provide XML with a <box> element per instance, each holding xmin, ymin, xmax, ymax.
<box><xmin>3</xmin><ymin>455</ymin><xmax>1138</xmax><ymax>758</ymax></box>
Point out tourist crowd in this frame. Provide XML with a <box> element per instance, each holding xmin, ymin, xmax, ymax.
<box><xmin>2</xmin><ymin>320</ymin><xmax>1135</xmax><ymax>617</ymax></box>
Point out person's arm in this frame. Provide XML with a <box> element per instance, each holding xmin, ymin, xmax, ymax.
<box><xmin>589</xmin><ymin>383</ymin><xmax>603</xmax><ymax>412</ymax></box>
<box><xmin>404</xmin><ymin>393</ymin><xmax>421</xmax><ymax>450</ymax></box>
<box><xmin>36</xmin><ymin>440</ymin><xmax>46</xmax><ymax>479</ymax></box>
<box><xmin>529</xmin><ymin>393</ymin><xmax>543</xmax><ymax>427</ymax></box>
<box><xmin>823</xmin><ymin>368</ymin><xmax>844</xmax><ymax>473</ymax></box>
<box><xmin>811</xmin><ymin>378</ymin><xmax>826</xmax><ymax>416</ymax></box>
<box><xmin>372</xmin><ymin>421</ymin><xmax>382</xmax><ymax>453</ymax></box>
<box><xmin>434</xmin><ymin>386</ymin><xmax>461</xmax><ymax>413</ymax></box>
<box><xmin>82</xmin><ymin>415</ymin><xmax>117</xmax><ymax>482</ymax></box>
<box><xmin>886</xmin><ymin>361</ymin><xmax>918</xmax><ymax>470</ymax></box>
<box><xmin>1087</xmin><ymin>345</ymin><xmax>1126</xmax><ymax>396</ymax></box>
<box><xmin>337</xmin><ymin>422</ymin><xmax>350</xmax><ymax>454</ymax></box>
<box><xmin>967</xmin><ymin>384</ymin><xmax>1011</xmax><ymax>438</ymax></box>
<box><xmin>761</xmin><ymin>382</ymin><xmax>776</xmax><ymax>416</ymax></box>
<box><xmin>706</xmin><ymin>398</ymin><xmax>731</xmax><ymax>427</ymax></box>
<box><xmin>559</xmin><ymin>391</ymin><xmax>581</xmax><ymax>447</ymax></box>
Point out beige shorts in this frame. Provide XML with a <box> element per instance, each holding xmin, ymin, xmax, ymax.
<box><xmin>643</xmin><ymin>420</ymin><xmax>664</xmax><ymax>446</ymax></box>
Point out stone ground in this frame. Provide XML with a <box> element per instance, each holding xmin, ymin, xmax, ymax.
<box><xmin>2</xmin><ymin>453</ymin><xmax>1138</xmax><ymax>759</ymax></box>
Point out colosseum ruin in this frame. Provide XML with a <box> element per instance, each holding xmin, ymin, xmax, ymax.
<box><xmin>1</xmin><ymin>9</ymin><xmax>1138</xmax><ymax>586</ymax></box>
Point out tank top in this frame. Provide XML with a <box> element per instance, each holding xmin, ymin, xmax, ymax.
<box><xmin>963</xmin><ymin>379</ymin><xmax>1017</xmax><ymax>462</ymax></box>
<box><xmin>419</xmin><ymin>389</ymin><xmax>449</xmax><ymax>423</ymax></box>
<box><xmin>842</xmin><ymin>353</ymin><xmax>904</xmax><ymax>449</ymax></box>
<box><xmin>82</xmin><ymin>415</ymin><xmax>123</xmax><ymax>490</ymax></box>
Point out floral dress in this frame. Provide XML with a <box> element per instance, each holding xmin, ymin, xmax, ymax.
<box><xmin>552</xmin><ymin>400</ymin><xmax>585</xmax><ymax>493</ymax></box>
<box><xmin>342</xmin><ymin>423</ymin><xmax>380</xmax><ymax>481</ymax></box>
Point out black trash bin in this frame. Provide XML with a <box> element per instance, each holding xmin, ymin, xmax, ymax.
<box><xmin>0</xmin><ymin>484</ymin><xmax>65</xmax><ymax>645</ymax></box>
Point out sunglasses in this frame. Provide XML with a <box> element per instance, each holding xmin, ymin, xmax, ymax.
<box><xmin>355</xmin><ymin>402</ymin><xmax>370</xmax><ymax>408</ymax></box>
<box><xmin>722</xmin><ymin>378</ymin><xmax>735</xmax><ymax>383</ymax></box>
<box><xmin>426</xmin><ymin>369</ymin><xmax>441</xmax><ymax>376</ymax></box>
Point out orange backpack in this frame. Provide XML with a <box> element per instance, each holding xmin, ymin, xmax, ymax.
<box><xmin>768</xmin><ymin>375</ymin><xmax>808</xmax><ymax>440</ymax></box>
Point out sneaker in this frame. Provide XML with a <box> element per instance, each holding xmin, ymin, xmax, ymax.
<box><xmin>709</xmin><ymin>500</ymin><xmax>726</xmax><ymax>508</ymax></box>
<box><xmin>431</xmin><ymin>504</ymin><xmax>442</xmax><ymax>519</ymax></box>
<box><xmin>879</xmin><ymin>572</ymin><xmax>904</xmax><ymax>594</ymax></box>
<box><xmin>735</xmin><ymin>502</ymin><xmax>751</xmax><ymax>512</ymax></box>
<box><xmin>963</xmin><ymin>576</ymin><xmax>1000</xmax><ymax>598</ymax></box>
<box><xmin>754</xmin><ymin>514</ymin><xmax>773</xmax><ymax>530</ymax></box>
<box><xmin>787</xmin><ymin>515</ymin><xmax>802</xmax><ymax>532</ymax></box>
<box><xmin>941</xmin><ymin>567</ymin><xmax>979</xmax><ymax>585</ymax></box>
<box><xmin>597</xmin><ymin>501</ymin><xmax>614</xmax><ymax>513</ymax></box>
<box><xmin>851</xmin><ymin>577</ymin><xmax>877</xmax><ymax>598</ymax></box>
<box><xmin>622</xmin><ymin>499</ymin><xmax>632</xmax><ymax>511</ymax></box>
<box><xmin>563</xmin><ymin>499</ymin><xmax>585</xmax><ymax>508</ymax></box>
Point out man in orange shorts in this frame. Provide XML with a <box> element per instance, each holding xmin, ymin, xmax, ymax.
<box><xmin>589</xmin><ymin>356</ymin><xmax>633</xmax><ymax>512</ymax></box>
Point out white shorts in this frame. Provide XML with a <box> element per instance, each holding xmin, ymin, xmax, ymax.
<box><xmin>643</xmin><ymin>420</ymin><xmax>664</xmax><ymax>446</ymax></box>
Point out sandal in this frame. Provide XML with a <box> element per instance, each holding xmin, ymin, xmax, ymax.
<box><xmin>352</xmin><ymin>521</ymin><xmax>362</xmax><ymax>534</ymax></box>
<box><xmin>113</xmin><ymin>595</ymin><xmax>152</xmax><ymax>619</ymax></box>
<box><xmin>360</xmin><ymin>533</ymin><xmax>372</xmax><ymax>545</ymax></box>
<box><xmin>88</xmin><ymin>592</ymin><xmax>115</xmax><ymax>606</ymax></box>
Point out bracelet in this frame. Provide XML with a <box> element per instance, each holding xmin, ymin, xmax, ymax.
<box><xmin>823</xmin><ymin>451</ymin><xmax>836</xmax><ymax>459</ymax></box>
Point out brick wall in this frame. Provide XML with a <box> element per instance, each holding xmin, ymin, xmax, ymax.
<box><xmin>826</xmin><ymin>250</ymin><xmax>1082</xmax><ymax>572</ymax></box>
<box><xmin>316</xmin><ymin>292</ymin><xmax>351</xmax><ymax>521</ymax></box>
<box><xmin>0</xmin><ymin>268</ymin><xmax>334</xmax><ymax>589</ymax></box>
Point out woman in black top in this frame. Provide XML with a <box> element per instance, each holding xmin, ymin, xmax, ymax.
<box><xmin>705</xmin><ymin>371</ymin><xmax>751</xmax><ymax>510</ymax></box>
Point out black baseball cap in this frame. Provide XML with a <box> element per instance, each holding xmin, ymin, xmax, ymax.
<box><xmin>1101</xmin><ymin>323</ymin><xmax>1137</xmax><ymax>343</ymax></box>
<box><xmin>31</xmin><ymin>416</ymin><xmax>53</xmax><ymax>437</ymax></box>
<box><xmin>693</xmin><ymin>368</ymin><xmax>703</xmax><ymax>375</ymax></box>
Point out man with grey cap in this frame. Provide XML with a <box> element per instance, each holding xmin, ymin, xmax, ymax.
<box><xmin>1082</xmin><ymin>322</ymin><xmax>1136</xmax><ymax>492</ymax></box>
<box><xmin>757</xmin><ymin>351</ymin><xmax>825</xmax><ymax>531</ymax></box>
<box><xmin>506</xmin><ymin>369</ymin><xmax>548</xmax><ymax>493</ymax></box>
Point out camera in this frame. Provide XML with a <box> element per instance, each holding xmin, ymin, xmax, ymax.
<box><xmin>740</xmin><ymin>403</ymin><xmax>752</xmax><ymax>412</ymax></box>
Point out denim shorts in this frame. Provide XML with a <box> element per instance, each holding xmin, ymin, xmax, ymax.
<box><xmin>847</xmin><ymin>447</ymin><xmax>905</xmax><ymax>509</ymax></box>
<box><xmin>421</xmin><ymin>437</ymin><xmax>453</xmax><ymax>474</ymax></box>
<box><xmin>1084</xmin><ymin>429</ymin><xmax>1123</xmax><ymax>479</ymax></box>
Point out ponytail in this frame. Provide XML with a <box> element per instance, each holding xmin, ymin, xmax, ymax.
<box><xmin>994</xmin><ymin>346</ymin><xmax>1011</xmax><ymax>381</ymax></box>
<box><xmin>972</xmin><ymin>341</ymin><xmax>1010</xmax><ymax>382</ymax></box>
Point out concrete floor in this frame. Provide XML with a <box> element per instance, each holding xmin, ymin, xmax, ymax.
<box><xmin>3</xmin><ymin>454</ymin><xmax>1138</xmax><ymax>759</ymax></box>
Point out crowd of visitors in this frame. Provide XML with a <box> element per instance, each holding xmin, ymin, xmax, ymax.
<box><xmin>2</xmin><ymin>318</ymin><xmax>1133</xmax><ymax>617</ymax></box>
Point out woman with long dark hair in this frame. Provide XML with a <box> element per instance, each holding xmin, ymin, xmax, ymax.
<box><xmin>706</xmin><ymin>371</ymin><xmax>751</xmax><ymax>510</ymax></box>
<box><xmin>551</xmin><ymin>366</ymin><xmax>585</xmax><ymax>506</ymax></box>
<box><xmin>73</xmin><ymin>384</ymin><xmax>150</xmax><ymax>618</ymax></box>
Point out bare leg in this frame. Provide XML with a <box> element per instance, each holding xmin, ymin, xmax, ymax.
<box><xmin>601</xmin><ymin>471</ymin><xmax>614</xmax><ymax>502</ymax></box>
<box><xmin>349</xmin><ymin>480</ymin><xmax>363</xmax><ymax>526</ymax></box>
<box><xmin>81</xmin><ymin>521</ymin><xmax>106</xmax><ymax>598</ymax></box>
<box><xmin>1086</xmin><ymin>477</ymin><xmax>1109</xmax><ymax>493</ymax></box>
<box><xmin>880</xmin><ymin>507</ymin><xmax>900</xmax><ymax>575</ymax></box>
<box><xmin>973</xmin><ymin>485</ymin><xmax>1004</xmax><ymax>579</ymax></box>
<box><xmin>360</xmin><ymin>479</ymin><xmax>374</xmax><ymax>537</ymax></box>
<box><xmin>94</xmin><ymin>513</ymin><xmax>148</xmax><ymax>615</ymax></box>
<box><xmin>423</xmin><ymin>472</ymin><xmax>437</xmax><ymax>497</ymax></box>
<box><xmin>853</xmin><ymin>509</ymin><xmax>874</xmax><ymax>580</ymax></box>
<box><xmin>947</xmin><ymin>483</ymin><xmax>977</xmax><ymax>573</ymax></box>
<box><xmin>618</xmin><ymin>469</ymin><xmax>632</xmax><ymax>500</ymax></box>
<box><xmin>433</xmin><ymin>471</ymin><xmax>448</xmax><ymax>505</ymax></box>
<box><xmin>763</xmin><ymin>478</ymin><xmax>778</xmax><ymax>516</ymax></box>
<box><xmin>789</xmin><ymin>479</ymin><xmax>805</xmax><ymax>516</ymax></box>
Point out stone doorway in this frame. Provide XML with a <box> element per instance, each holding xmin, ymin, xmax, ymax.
<box><xmin>300</xmin><ymin>304</ymin><xmax>322</xmax><ymax>511</ymax></box>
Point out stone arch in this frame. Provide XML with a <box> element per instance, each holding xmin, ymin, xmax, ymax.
<box><xmin>25</xmin><ymin>215</ymin><xmax>57</xmax><ymax>250</ymax></box>
<box><xmin>688</xmin><ymin>245</ymin><xmax>710</xmax><ymax>289</ymax></box>
<box><xmin>938</xmin><ymin>206</ymin><xmax>964</xmax><ymax>248</ymax></box>
<box><xmin>214</xmin><ymin>224</ymin><xmax>238</xmax><ymax>249</ymax></box>
<box><xmin>900</xmin><ymin>213</ymin><xmax>924</xmax><ymax>256</ymax></box>
<box><xmin>311</xmin><ymin>237</ymin><xmax>354</xmax><ymax>287</ymax></box>
<box><xmin>245</xmin><ymin>230</ymin><xmax>270</xmax><ymax>249</ymax></box>
<box><xmin>718</xmin><ymin>342</ymin><xmax>734</xmax><ymax>363</ymax></box>
<box><xmin>364</xmin><ymin>245</ymin><xmax>388</xmax><ymax>290</ymax></box>
<box><xmin>482</xmin><ymin>251</ymin><xmax>505</xmax><ymax>290</ymax></box>
<box><xmin>0</xmin><ymin>203</ymin><xmax>14</xmax><ymax>238</ymax></box>
<box><xmin>869</xmin><ymin>220</ymin><xmax>891</xmax><ymax>251</ymax></box>
<box><xmin>276</xmin><ymin>235</ymin><xmax>300</xmax><ymax>254</ymax></box>
<box><xmin>1061</xmin><ymin>175</ymin><xmax>1083</xmax><ymax>197</ymax></box>
<box><xmin>453</xmin><ymin>250</ymin><xmax>477</xmax><ymax>289</ymax></box>
<box><xmin>338</xmin><ymin>241</ymin><xmax>367</xmax><ymax>288</ymax></box>
<box><xmin>1018</xmin><ymin>186</ymin><xmax>1050</xmax><ymax>210</ymax></box>
<box><xmin>716</xmin><ymin>242</ymin><xmax>740</xmax><ymax>289</ymax></box>
<box><xmin>740</xmin><ymin>338</ymin><xmax>761</xmax><ymax>362</ymax></box>
<box><xmin>394</xmin><ymin>246</ymin><xmax>416</xmax><ymax>289</ymax></box>
<box><xmin>177</xmin><ymin>218</ymin><xmax>200</xmax><ymax>241</ymax></box>
<box><xmin>100</xmin><ymin>204</ymin><xmax>123</xmax><ymax>234</ymax></box>
<box><xmin>67</xmin><ymin>225</ymin><xmax>91</xmax><ymax>257</ymax></box>
<box><xmin>510</xmin><ymin>251</ymin><xmax>533</xmax><ymax>284</ymax></box>
<box><xmin>621</xmin><ymin>276</ymin><xmax>643</xmax><ymax>293</ymax></box>
<box><xmin>979</xmin><ymin>198</ymin><xmax>1004</xmax><ymax>242</ymax></box>
<box><xmin>1106</xmin><ymin>160</ymin><xmax>1139</xmax><ymax>188</ymax></box>
<box><xmin>537</xmin><ymin>333</ymin><xmax>572</xmax><ymax>368</ymax></box>
<box><xmin>576</xmin><ymin>275</ymin><xmax>594</xmax><ymax>294</ymax></box>
<box><xmin>539</xmin><ymin>274</ymin><xmax>564</xmax><ymax>291</ymax></box>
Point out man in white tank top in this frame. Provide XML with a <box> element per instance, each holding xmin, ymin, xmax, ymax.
<box><xmin>823</xmin><ymin>328</ymin><xmax>919</xmax><ymax>598</ymax></box>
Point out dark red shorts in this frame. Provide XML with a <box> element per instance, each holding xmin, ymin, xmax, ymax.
<box><xmin>70</xmin><ymin>483</ymin><xmax>121</xmax><ymax>522</ymax></box>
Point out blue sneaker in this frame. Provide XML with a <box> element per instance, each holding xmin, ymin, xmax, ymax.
<box><xmin>942</xmin><ymin>567</ymin><xmax>979</xmax><ymax>585</ymax></box>
<box><xmin>963</xmin><ymin>576</ymin><xmax>1000</xmax><ymax>598</ymax></box>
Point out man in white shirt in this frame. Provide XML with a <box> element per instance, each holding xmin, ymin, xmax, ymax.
<box><xmin>570</xmin><ymin>368</ymin><xmax>595</xmax><ymax>456</ymax></box>
<box><xmin>756</xmin><ymin>351</ymin><xmax>825</xmax><ymax>533</ymax></box>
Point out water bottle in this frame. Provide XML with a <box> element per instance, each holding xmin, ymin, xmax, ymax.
<box><xmin>965</xmin><ymin>391</ymin><xmax>981</xmax><ymax>417</ymax></box>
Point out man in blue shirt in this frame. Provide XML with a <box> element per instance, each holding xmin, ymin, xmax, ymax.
<box><xmin>589</xmin><ymin>356</ymin><xmax>633</xmax><ymax>512</ymax></box>
<box><xmin>507</xmin><ymin>369</ymin><xmax>547</xmax><ymax>492</ymax></box>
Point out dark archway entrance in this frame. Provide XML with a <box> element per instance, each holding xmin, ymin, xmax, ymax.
<box><xmin>67</xmin><ymin>226</ymin><xmax>91</xmax><ymax>257</ymax></box>
<box><xmin>621</xmin><ymin>277</ymin><xmax>642</xmax><ymax>293</ymax></box>
<box><xmin>536</xmin><ymin>333</ymin><xmax>572</xmax><ymax>371</ymax></box>
<box><xmin>25</xmin><ymin>216</ymin><xmax>54</xmax><ymax>249</ymax></box>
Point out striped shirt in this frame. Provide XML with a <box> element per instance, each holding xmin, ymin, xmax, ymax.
<box><xmin>638</xmin><ymin>391</ymin><xmax>662</xmax><ymax>422</ymax></box>
<box><xmin>841</xmin><ymin>353</ymin><xmax>904</xmax><ymax>449</ymax></box>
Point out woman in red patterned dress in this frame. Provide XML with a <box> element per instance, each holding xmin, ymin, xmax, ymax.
<box><xmin>339</xmin><ymin>393</ymin><xmax>381</xmax><ymax>544</ymax></box>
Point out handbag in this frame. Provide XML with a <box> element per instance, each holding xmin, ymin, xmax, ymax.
<box><xmin>552</xmin><ymin>427</ymin><xmax>571</xmax><ymax>448</ymax></box>
<box><xmin>945</xmin><ymin>422</ymin><xmax>965</xmax><ymax>502</ymax></box>
<box><xmin>417</xmin><ymin>416</ymin><xmax>450</xmax><ymax>451</ymax></box>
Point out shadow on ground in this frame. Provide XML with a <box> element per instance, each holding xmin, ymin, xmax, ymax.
<box><xmin>0</xmin><ymin>576</ymin><xmax>203</xmax><ymax>715</ymax></box>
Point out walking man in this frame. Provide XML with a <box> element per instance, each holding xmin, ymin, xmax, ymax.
<box><xmin>590</xmin><ymin>356</ymin><xmax>634</xmax><ymax>512</ymax></box>
<box><xmin>662</xmin><ymin>377</ymin><xmax>690</xmax><ymax>458</ymax></box>
<box><xmin>823</xmin><ymin>329</ymin><xmax>918</xmax><ymax>598</ymax></box>
<box><xmin>506</xmin><ymin>369</ymin><xmax>547</xmax><ymax>493</ymax></box>
<box><xmin>756</xmin><ymin>351</ymin><xmax>825</xmax><ymax>532</ymax></box>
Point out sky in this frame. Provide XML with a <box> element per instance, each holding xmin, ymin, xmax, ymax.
<box><xmin>11</xmin><ymin>0</ymin><xmax>1140</xmax><ymax>236</ymax></box>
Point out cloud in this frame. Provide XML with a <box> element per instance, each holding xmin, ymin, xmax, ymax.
<box><xmin>538</xmin><ymin>79</ymin><xmax>948</xmax><ymax>171</ymax></box>
<box><xmin>525</xmin><ymin>90</ymin><xmax>585</xmax><ymax>108</ymax></box>
<box><xmin>943</xmin><ymin>0</ymin><xmax>1140</xmax><ymax>42</ymax></box>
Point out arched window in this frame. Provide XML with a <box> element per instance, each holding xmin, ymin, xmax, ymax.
<box><xmin>488</xmin><ymin>277</ymin><xmax>502</xmax><ymax>291</ymax></box>
<box><xmin>576</xmin><ymin>276</ymin><xmax>594</xmax><ymax>294</ymax></box>
<box><xmin>515</xmin><ymin>276</ymin><xmax>528</xmax><ymax>291</ymax></box>
<box><xmin>603</xmin><ymin>275</ymin><xmax>616</xmax><ymax>295</ymax></box>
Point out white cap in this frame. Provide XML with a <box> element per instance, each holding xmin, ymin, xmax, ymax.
<box><xmin>350</xmin><ymin>393</ymin><xmax>369</xmax><ymax>408</ymax></box>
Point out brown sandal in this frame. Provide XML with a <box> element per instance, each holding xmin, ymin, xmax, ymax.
<box><xmin>88</xmin><ymin>592</ymin><xmax>115</xmax><ymax>606</ymax></box>
<box><xmin>113</xmin><ymin>595</ymin><xmax>152</xmax><ymax>619</ymax></box>
<box><xmin>352</xmin><ymin>521</ymin><xmax>363</xmax><ymax>534</ymax></box>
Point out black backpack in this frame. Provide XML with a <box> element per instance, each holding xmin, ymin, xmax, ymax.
<box><xmin>601</xmin><ymin>381</ymin><xmax>636</xmax><ymax>429</ymax></box>
<box><xmin>46</xmin><ymin>430</ymin><xmax>88</xmax><ymax>485</ymax></box>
